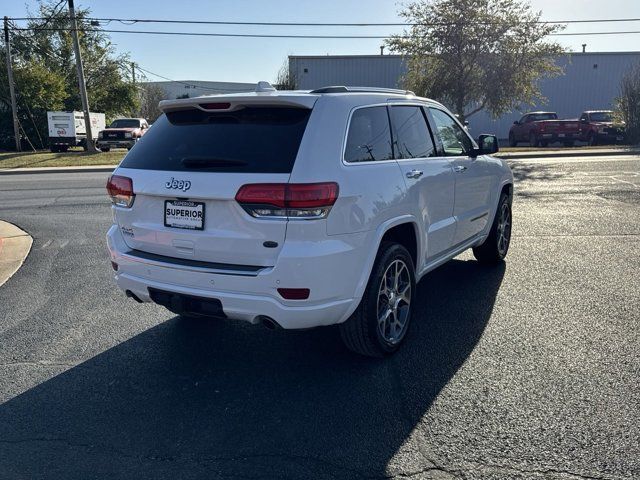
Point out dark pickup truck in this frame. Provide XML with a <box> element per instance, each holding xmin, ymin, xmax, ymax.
<box><xmin>508</xmin><ymin>112</ymin><xmax>580</xmax><ymax>147</ymax></box>
<box><xmin>577</xmin><ymin>110</ymin><xmax>626</xmax><ymax>146</ymax></box>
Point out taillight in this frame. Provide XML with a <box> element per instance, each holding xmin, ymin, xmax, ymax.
<box><xmin>106</xmin><ymin>175</ymin><xmax>135</xmax><ymax>208</ymax></box>
<box><xmin>235</xmin><ymin>182</ymin><xmax>338</xmax><ymax>219</ymax></box>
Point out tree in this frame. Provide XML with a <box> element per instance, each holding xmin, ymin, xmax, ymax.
<box><xmin>387</xmin><ymin>0</ymin><xmax>566</xmax><ymax>121</ymax></box>
<box><xmin>617</xmin><ymin>63</ymin><xmax>640</xmax><ymax>145</ymax></box>
<box><xmin>274</xmin><ymin>59</ymin><xmax>296</xmax><ymax>90</ymax></box>
<box><xmin>1</xmin><ymin>0</ymin><xmax>138</xmax><ymax>149</ymax></box>
<box><xmin>138</xmin><ymin>82</ymin><xmax>166</xmax><ymax>122</ymax></box>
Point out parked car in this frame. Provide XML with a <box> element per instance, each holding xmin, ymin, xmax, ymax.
<box><xmin>105</xmin><ymin>83</ymin><xmax>513</xmax><ymax>357</ymax></box>
<box><xmin>508</xmin><ymin>111</ymin><xmax>580</xmax><ymax>147</ymax></box>
<box><xmin>577</xmin><ymin>110</ymin><xmax>626</xmax><ymax>145</ymax></box>
<box><xmin>97</xmin><ymin>118</ymin><xmax>149</xmax><ymax>152</ymax></box>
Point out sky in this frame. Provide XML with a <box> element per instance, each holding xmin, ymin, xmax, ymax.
<box><xmin>5</xmin><ymin>0</ymin><xmax>640</xmax><ymax>84</ymax></box>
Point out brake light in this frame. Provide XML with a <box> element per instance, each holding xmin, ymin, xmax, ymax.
<box><xmin>235</xmin><ymin>182</ymin><xmax>338</xmax><ymax>219</ymax></box>
<box><xmin>106</xmin><ymin>175</ymin><xmax>135</xmax><ymax>208</ymax></box>
<box><xmin>199</xmin><ymin>102</ymin><xmax>231</xmax><ymax>110</ymax></box>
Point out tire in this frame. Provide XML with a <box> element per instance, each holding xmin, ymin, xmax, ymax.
<box><xmin>588</xmin><ymin>132</ymin><xmax>598</xmax><ymax>146</ymax></box>
<box><xmin>473</xmin><ymin>192</ymin><xmax>512</xmax><ymax>264</ymax></box>
<box><xmin>508</xmin><ymin>132</ymin><xmax>517</xmax><ymax>147</ymax></box>
<box><xmin>529</xmin><ymin>132</ymin><xmax>538</xmax><ymax>147</ymax></box>
<box><xmin>563</xmin><ymin>140</ymin><xmax>574</xmax><ymax>147</ymax></box>
<box><xmin>50</xmin><ymin>145</ymin><xmax>59</xmax><ymax>153</ymax></box>
<box><xmin>540</xmin><ymin>141</ymin><xmax>549</xmax><ymax>148</ymax></box>
<box><xmin>339</xmin><ymin>242</ymin><xmax>415</xmax><ymax>358</ymax></box>
<box><xmin>100</xmin><ymin>147</ymin><xmax>111</xmax><ymax>152</ymax></box>
<box><xmin>60</xmin><ymin>145</ymin><xmax>69</xmax><ymax>152</ymax></box>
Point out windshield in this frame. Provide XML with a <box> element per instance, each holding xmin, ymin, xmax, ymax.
<box><xmin>529</xmin><ymin>113</ymin><xmax>557</xmax><ymax>122</ymax></box>
<box><xmin>589</xmin><ymin>112</ymin><xmax>613</xmax><ymax>122</ymax></box>
<box><xmin>119</xmin><ymin>107</ymin><xmax>311</xmax><ymax>173</ymax></box>
<box><xmin>110</xmin><ymin>119</ymin><xmax>141</xmax><ymax>128</ymax></box>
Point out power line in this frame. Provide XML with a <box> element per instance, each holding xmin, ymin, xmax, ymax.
<box><xmin>7</xmin><ymin>16</ymin><xmax>640</xmax><ymax>26</ymax></box>
<box><xmin>10</xmin><ymin>26</ymin><xmax>640</xmax><ymax>39</ymax></box>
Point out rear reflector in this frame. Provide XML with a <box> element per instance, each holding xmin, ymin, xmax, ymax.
<box><xmin>235</xmin><ymin>182</ymin><xmax>338</xmax><ymax>219</ymax></box>
<box><xmin>106</xmin><ymin>175</ymin><xmax>135</xmax><ymax>208</ymax></box>
<box><xmin>277</xmin><ymin>288</ymin><xmax>310</xmax><ymax>300</ymax></box>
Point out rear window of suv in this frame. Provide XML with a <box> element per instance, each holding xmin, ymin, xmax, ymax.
<box><xmin>119</xmin><ymin>106</ymin><xmax>311</xmax><ymax>173</ymax></box>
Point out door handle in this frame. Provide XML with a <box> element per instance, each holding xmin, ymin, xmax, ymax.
<box><xmin>454</xmin><ymin>165</ymin><xmax>468</xmax><ymax>173</ymax></box>
<box><xmin>406</xmin><ymin>170</ymin><xmax>423</xmax><ymax>179</ymax></box>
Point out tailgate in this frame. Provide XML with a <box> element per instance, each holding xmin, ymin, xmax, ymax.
<box><xmin>114</xmin><ymin>168</ymin><xmax>289</xmax><ymax>266</ymax></box>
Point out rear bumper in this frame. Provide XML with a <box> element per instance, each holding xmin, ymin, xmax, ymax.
<box><xmin>49</xmin><ymin>136</ymin><xmax>80</xmax><ymax>146</ymax></box>
<box><xmin>106</xmin><ymin>225</ymin><xmax>365</xmax><ymax>329</ymax></box>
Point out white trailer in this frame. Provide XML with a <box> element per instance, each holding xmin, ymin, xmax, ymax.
<box><xmin>47</xmin><ymin>111</ymin><xmax>106</xmax><ymax>152</ymax></box>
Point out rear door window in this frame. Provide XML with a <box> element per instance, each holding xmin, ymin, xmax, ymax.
<box><xmin>119</xmin><ymin>107</ymin><xmax>311</xmax><ymax>173</ymax></box>
<box><xmin>344</xmin><ymin>106</ymin><xmax>393</xmax><ymax>163</ymax></box>
<box><xmin>390</xmin><ymin>106</ymin><xmax>436</xmax><ymax>159</ymax></box>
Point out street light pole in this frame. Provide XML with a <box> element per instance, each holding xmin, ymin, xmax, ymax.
<box><xmin>3</xmin><ymin>16</ymin><xmax>21</xmax><ymax>152</ymax></box>
<box><xmin>68</xmin><ymin>0</ymin><xmax>97</xmax><ymax>153</ymax></box>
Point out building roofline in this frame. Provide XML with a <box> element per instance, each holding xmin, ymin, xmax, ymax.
<box><xmin>289</xmin><ymin>51</ymin><xmax>640</xmax><ymax>60</ymax></box>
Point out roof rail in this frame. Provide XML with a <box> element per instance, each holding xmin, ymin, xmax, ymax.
<box><xmin>309</xmin><ymin>86</ymin><xmax>415</xmax><ymax>96</ymax></box>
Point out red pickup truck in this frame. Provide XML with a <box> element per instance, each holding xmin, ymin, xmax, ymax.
<box><xmin>577</xmin><ymin>110</ymin><xmax>626</xmax><ymax>146</ymax></box>
<box><xmin>96</xmin><ymin>117</ymin><xmax>149</xmax><ymax>152</ymax></box>
<box><xmin>508</xmin><ymin>112</ymin><xmax>580</xmax><ymax>147</ymax></box>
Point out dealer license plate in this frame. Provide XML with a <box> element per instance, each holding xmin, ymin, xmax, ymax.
<box><xmin>164</xmin><ymin>200</ymin><xmax>205</xmax><ymax>230</ymax></box>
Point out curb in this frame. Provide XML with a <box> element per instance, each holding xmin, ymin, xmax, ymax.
<box><xmin>496</xmin><ymin>148</ymin><xmax>640</xmax><ymax>160</ymax></box>
<box><xmin>0</xmin><ymin>221</ymin><xmax>33</xmax><ymax>288</ymax></box>
<box><xmin>0</xmin><ymin>165</ymin><xmax>116</xmax><ymax>175</ymax></box>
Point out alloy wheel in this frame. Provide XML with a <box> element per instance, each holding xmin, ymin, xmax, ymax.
<box><xmin>377</xmin><ymin>259</ymin><xmax>412</xmax><ymax>344</ymax></box>
<box><xmin>497</xmin><ymin>202</ymin><xmax>512</xmax><ymax>256</ymax></box>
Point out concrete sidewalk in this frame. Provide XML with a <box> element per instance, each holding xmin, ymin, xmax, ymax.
<box><xmin>0</xmin><ymin>221</ymin><xmax>33</xmax><ymax>287</ymax></box>
<box><xmin>0</xmin><ymin>165</ymin><xmax>116</xmax><ymax>175</ymax></box>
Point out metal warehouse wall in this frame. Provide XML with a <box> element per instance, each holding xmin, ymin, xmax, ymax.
<box><xmin>290</xmin><ymin>55</ymin><xmax>406</xmax><ymax>90</ymax></box>
<box><xmin>289</xmin><ymin>52</ymin><xmax>640</xmax><ymax>140</ymax></box>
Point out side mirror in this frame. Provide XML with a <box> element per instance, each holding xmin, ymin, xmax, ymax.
<box><xmin>472</xmin><ymin>134</ymin><xmax>499</xmax><ymax>156</ymax></box>
<box><xmin>513</xmin><ymin>120</ymin><xmax>520</xmax><ymax>126</ymax></box>
<box><xmin>580</xmin><ymin>118</ymin><xmax>587</xmax><ymax>124</ymax></box>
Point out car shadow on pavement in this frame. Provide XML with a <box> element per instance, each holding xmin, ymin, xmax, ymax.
<box><xmin>0</xmin><ymin>259</ymin><xmax>505</xmax><ymax>479</ymax></box>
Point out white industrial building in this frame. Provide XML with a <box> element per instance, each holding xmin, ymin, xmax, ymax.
<box><xmin>145</xmin><ymin>80</ymin><xmax>256</xmax><ymax>100</ymax></box>
<box><xmin>290</xmin><ymin>52</ymin><xmax>640</xmax><ymax>139</ymax></box>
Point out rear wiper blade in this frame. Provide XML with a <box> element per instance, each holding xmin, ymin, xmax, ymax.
<box><xmin>181</xmin><ymin>157</ymin><xmax>248</xmax><ymax>168</ymax></box>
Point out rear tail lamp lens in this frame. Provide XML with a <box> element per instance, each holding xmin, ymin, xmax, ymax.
<box><xmin>277</xmin><ymin>288</ymin><xmax>310</xmax><ymax>300</ymax></box>
<box><xmin>106</xmin><ymin>175</ymin><xmax>135</xmax><ymax>208</ymax></box>
<box><xmin>235</xmin><ymin>183</ymin><xmax>338</xmax><ymax>219</ymax></box>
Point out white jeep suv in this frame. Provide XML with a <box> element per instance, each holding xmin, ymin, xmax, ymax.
<box><xmin>106</xmin><ymin>83</ymin><xmax>513</xmax><ymax>357</ymax></box>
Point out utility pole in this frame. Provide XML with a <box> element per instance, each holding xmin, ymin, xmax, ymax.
<box><xmin>3</xmin><ymin>16</ymin><xmax>21</xmax><ymax>152</ymax></box>
<box><xmin>68</xmin><ymin>0</ymin><xmax>97</xmax><ymax>152</ymax></box>
<box><xmin>131</xmin><ymin>62</ymin><xmax>136</xmax><ymax>84</ymax></box>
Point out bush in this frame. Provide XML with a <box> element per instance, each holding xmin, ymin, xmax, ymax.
<box><xmin>618</xmin><ymin>63</ymin><xmax>640</xmax><ymax>145</ymax></box>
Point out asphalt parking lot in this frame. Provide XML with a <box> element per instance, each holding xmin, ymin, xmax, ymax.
<box><xmin>0</xmin><ymin>154</ymin><xmax>638</xmax><ymax>479</ymax></box>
